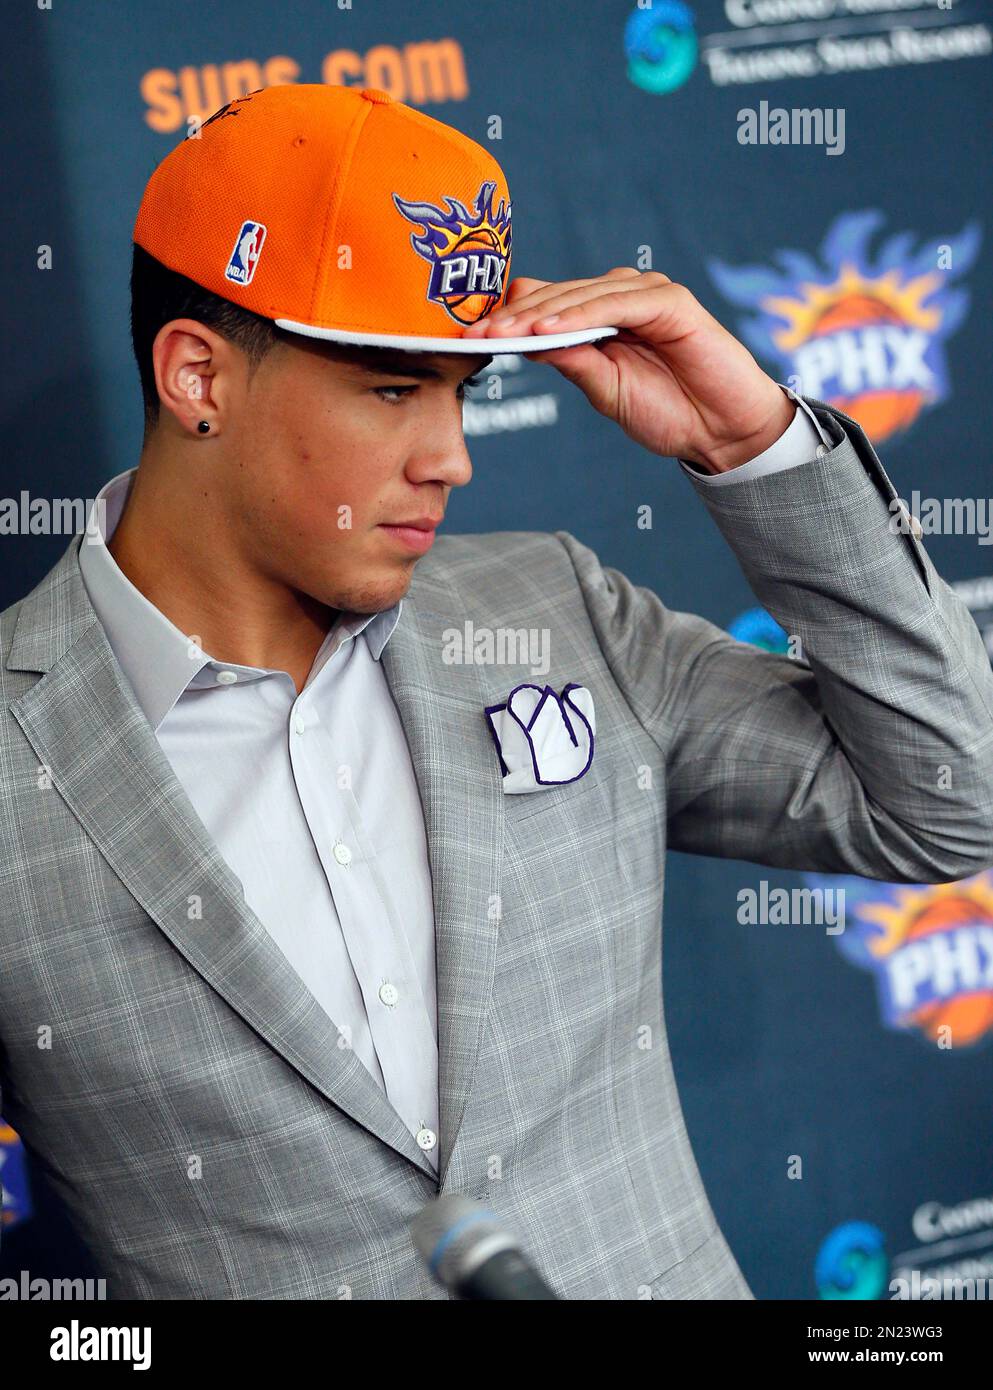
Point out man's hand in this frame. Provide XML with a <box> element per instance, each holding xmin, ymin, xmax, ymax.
<box><xmin>461</xmin><ymin>268</ymin><xmax>796</xmax><ymax>472</ymax></box>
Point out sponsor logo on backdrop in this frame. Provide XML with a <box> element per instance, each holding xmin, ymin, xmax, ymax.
<box><xmin>0</xmin><ymin>1123</ymin><xmax>33</xmax><ymax>1231</ymax></box>
<box><xmin>815</xmin><ymin>1222</ymin><xmax>889</xmax><ymax>1300</ymax></box>
<box><xmin>818</xmin><ymin>1197</ymin><xmax>993</xmax><ymax>1300</ymax></box>
<box><xmin>708</xmin><ymin>210</ymin><xmax>980</xmax><ymax>443</ymax></box>
<box><xmin>891</xmin><ymin>1192</ymin><xmax>993</xmax><ymax>1298</ymax></box>
<box><xmin>393</xmin><ymin>179</ymin><xmax>511</xmax><ymax>327</ymax></box>
<box><xmin>626</xmin><ymin>1</ymin><xmax>992</xmax><ymax>94</ymax></box>
<box><xmin>141</xmin><ymin>44</ymin><xmax>469</xmax><ymax>133</ymax></box>
<box><xmin>624</xmin><ymin>0</ymin><xmax>699</xmax><ymax>94</ymax></box>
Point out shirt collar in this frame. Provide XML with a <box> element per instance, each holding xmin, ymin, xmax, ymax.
<box><xmin>78</xmin><ymin>467</ymin><xmax>403</xmax><ymax>732</ymax></box>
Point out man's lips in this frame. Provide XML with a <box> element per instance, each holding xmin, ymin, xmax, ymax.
<box><xmin>377</xmin><ymin>517</ymin><xmax>441</xmax><ymax>554</ymax></box>
<box><xmin>379</xmin><ymin>516</ymin><xmax>442</xmax><ymax>531</ymax></box>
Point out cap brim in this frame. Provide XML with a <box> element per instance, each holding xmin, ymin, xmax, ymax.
<box><xmin>273</xmin><ymin>319</ymin><xmax>619</xmax><ymax>354</ymax></box>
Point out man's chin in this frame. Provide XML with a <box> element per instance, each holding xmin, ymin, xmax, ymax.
<box><xmin>324</xmin><ymin>566</ymin><xmax>414</xmax><ymax>616</ymax></box>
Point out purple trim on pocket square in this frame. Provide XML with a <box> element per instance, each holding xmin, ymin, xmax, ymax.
<box><xmin>483</xmin><ymin>700</ymin><xmax>511</xmax><ymax>777</ymax></box>
<box><xmin>555</xmin><ymin>683</ymin><xmax>595</xmax><ymax>784</ymax></box>
<box><xmin>484</xmin><ymin>681</ymin><xmax>595</xmax><ymax>787</ymax></box>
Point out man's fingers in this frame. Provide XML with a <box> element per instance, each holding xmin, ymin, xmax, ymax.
<box><xmin>504</xmin><ymin>276</ymin><xmax>550</xmax><ymax>306</ymax></box>
<box><xmin>471</xmin><ymin>276</ymin><xmax>690</xmax><ymax>341</ymax></box>
<box><xmin>501</xmin><ymin>267</ymin><xmax>646</xmax><ymax>318</ymax></box>
<box><xmin>467</xmin><ymin>269</ymin><xmax>650</xmax><ymax>336</ymax></box>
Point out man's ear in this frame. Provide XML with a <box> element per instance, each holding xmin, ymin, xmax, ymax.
<box><xmin>151</xmin><ymin>318</ymin><xmax>232</xmax><ymax>436</ymax></box>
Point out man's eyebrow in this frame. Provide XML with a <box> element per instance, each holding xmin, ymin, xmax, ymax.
<box><xmin>345</xmin><ymin>353</ymin><xmax>494</xmax><ymax>380</ymax></box>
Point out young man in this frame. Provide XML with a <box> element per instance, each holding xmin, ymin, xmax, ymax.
<box><xmin>1</xmin><ymin>83</ymin><xmax>991</xmax><ymax>1300</ymax></box>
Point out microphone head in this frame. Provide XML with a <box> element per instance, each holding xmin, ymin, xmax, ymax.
<box><xmin>410</xmin><ymin>1195</ymin><xmax>518</xmax><ymax>1288</ymax></box>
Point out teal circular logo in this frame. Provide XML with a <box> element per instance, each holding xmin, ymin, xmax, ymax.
<box><xmin>625</xmin><ymin>1</ymin><xmax>698</xmax><ymax>96</ymax></box>
<box><xmin>815</xmin><ymin>1223</ymin><xmax>889</xmax><ymax>1300</ymax></box>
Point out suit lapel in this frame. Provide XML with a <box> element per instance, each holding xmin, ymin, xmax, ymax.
<box><xmin>379</xmin><ymin>591</ymin><xmax>505</xmax><ymax>1187</ymax></box>
<box><xmin>7</xmin><ymin>538</ymin><xmax>438</xmax><ymax>1180</ymax></box>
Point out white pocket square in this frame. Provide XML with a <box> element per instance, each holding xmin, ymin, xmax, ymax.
<box><xmin>484</xmin><ymin>682</ymin><xmax>596</xmax><ymax>794</ymax></box>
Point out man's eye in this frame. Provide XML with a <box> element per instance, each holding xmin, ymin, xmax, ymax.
<box><xmin>373</xmin><ymin>385</ymin><xmax>417</xmax><ymax>406</ymax></box>
<box><xmin>459</xmin><ymin>373</ymin><xmax>484</xmax><ymax>399</ymax></box>
<box><xmin>373</xmin><ymin>373</ymin><xmax>484</xmax><ymax>406</ymax></box>
<box><xmin>372</xmin><ymin>383</ymin><xmax>417</xmax><ymax>405</ymax></box>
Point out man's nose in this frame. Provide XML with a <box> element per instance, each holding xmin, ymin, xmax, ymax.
<box><xmin>407</xmin><ymin>407</ymin><xmax>473</xmax><ymax>490</ymax></box>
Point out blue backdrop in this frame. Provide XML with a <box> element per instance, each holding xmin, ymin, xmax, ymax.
<box><xmin>3</xmin><ymin>0</ymin><xmax>992</xmax><ymax>1300</ymax></box>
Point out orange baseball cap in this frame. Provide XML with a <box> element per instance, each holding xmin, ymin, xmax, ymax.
<box><xmin>133</xmin><ymin>83</ymin><xmax>618</xmax><ymax>355</ymax></box>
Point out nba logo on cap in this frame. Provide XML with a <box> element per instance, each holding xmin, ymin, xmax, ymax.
<box><xmin>225</xmin><ymin>220</ymin><xmax>267</xmax><ymax>286</ymax></box>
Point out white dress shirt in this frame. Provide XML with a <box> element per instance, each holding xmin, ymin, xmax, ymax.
<box><xmin>78</xmin><ymin>469</ymin><xmax>442</xmax><ymax>1167</ymax></box>
<box><xmin>75</xmin><ymin>382</ymin><xmax>829</xmax><ymax>1171</ymax></box>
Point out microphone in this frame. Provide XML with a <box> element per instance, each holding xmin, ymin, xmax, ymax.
<box><xmin>410</xmin><ymin>1194</ymin><xmax>561</xmax><ymax>1300</ymax></box>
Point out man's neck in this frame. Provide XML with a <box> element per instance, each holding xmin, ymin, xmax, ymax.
<box><xmin>108</xmin><ymin>458</ymin><xmax>337</xmax><ymax>696</ymax></box>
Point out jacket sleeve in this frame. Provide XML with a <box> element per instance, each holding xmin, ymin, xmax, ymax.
<box><xmin>554</xmin><ymin>396</ymin><xmax>993</xmax><ymax>884</ymax></box>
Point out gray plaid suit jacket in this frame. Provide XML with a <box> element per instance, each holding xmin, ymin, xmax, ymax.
<box><xmin>2</xmin><ymin>395</ymin><xmax>992</xmax><ymax>1300</ymax></box>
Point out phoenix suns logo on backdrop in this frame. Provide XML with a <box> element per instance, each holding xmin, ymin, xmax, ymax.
<box><xmin>0</xmin><ymin>1122</ymin><xmax>32</xmax><ymax>1231</ymax></box>
<box><xmin>798</xmin><ymin>870</ymin><xmax>993</xmax><ymax>1050</ymax></box>
<box><xmin>707</xmin><ymin>210</ymin><xmax>980</xmax><ymax>444</ymax></box>
<box><xmin>392</xmin><ymin>178</ymin><xmax>512</xmax><ymax>327</ymax></box>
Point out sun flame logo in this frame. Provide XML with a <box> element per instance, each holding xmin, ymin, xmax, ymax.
<box><xmin>804</xmin><ymin>870</ymin><xmax>993</xmax><ymax>1049</ymax></box>
<box><xmin>1</xmin><ymin>1121</ymin><xmax>32</xmax><ymax>1230</ymax></box>
<box><xmin>707</xmin><ymin>210</ymin><xmax>981</xmax><ymax>443</ymax></box>
<box><xmin>392</xmin><ymin>178</ymin><xmax>512</xmax><ymax>327</ymax></box>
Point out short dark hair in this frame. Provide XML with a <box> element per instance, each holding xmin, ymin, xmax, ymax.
<box><xmin>130</xmin><ymin>241</ymin><xmax>281</xmax><ymax>433</ymax></box>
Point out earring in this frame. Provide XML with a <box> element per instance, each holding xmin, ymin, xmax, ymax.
<box><xmin>197</xmin><ymin>421</ymin><xmax>210</xmax><ymax>434</ymax></box>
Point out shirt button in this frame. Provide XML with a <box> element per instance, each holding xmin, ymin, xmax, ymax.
<box><xmin>378</xmin><ymin>981</ymin><xmax>399</xmax><ymax>1007</ymax></box>
<box><xmin>815</xmin><ymin>444</ymin><xmax>828</xmax><ymax>457</ymax></box>
<box><xmin>215</xmin><ymin>669</ymin><xmax>239</xmax><ymax>684</ymax></box>
<box><xmin>415</xmin><ymin>1127</ymin><xmax>437</xmax><ymax>1151</ymax></box>
<box><xmin>293</xmin><ymin>711</ymin><xmax>306</xmax><ymax>734</ymax></box>
<box><xmin>332</xmin><ymin>841</ymin><xmax>352</xmax><ymax>866</ymax></box>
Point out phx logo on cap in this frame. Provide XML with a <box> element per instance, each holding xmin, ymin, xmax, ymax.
<box><xmin>392</xmin><ymin>179</ymin><xmax>512</xmax><ymax>328</ymax></box>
